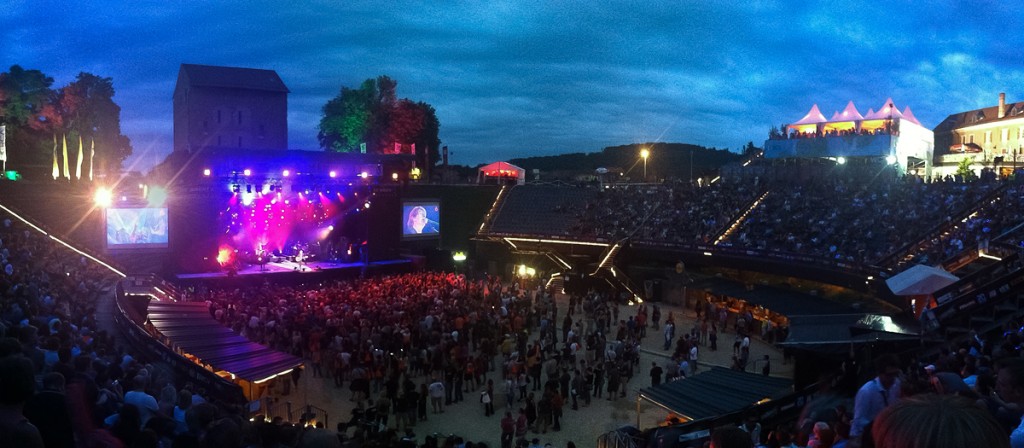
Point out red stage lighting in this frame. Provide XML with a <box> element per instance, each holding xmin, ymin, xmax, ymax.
<box><xmin>216</xmin><ymin>246</ymin><xmax>234</xmax><ymax>266</ymax></box>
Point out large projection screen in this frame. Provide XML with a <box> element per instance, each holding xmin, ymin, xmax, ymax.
<box><xmin>105</xmin><ymin>208</ymin><xmax>169</xmax><ymax>249</ymax></box>
<box><xmin>402</xmin><ymin>201</ymin><xmax>440</xmax><ymax>240</ymax></box>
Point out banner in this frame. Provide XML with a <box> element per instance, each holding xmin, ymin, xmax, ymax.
<box><xmin>52</xmin><ymin>134</ymin><xmax>59</xmax><ymax>179</ymax></box>
<box><xmin>0</xmin><ymin>125</ymin><xmax>6</xmax><ymax>169</ymax></box>
<box><xmin>62</xmin><ymin>134</ymin><xmax>70</xmax><ymax>179</ymax></box>
<box><xmin>76</xmin><ymin>135</ymin><xmax>84</xmax><ymax>180</ymax></box>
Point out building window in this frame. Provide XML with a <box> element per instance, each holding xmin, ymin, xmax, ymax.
<box><xmin>968</xmin><ymin>134</ymin><xmax>974</xmax><ymax>144</ymax></box>
<box><xmin>1004</xmin><ymin>128</ymin><xmax>1010</xmax><ymax>142</ymax></box>
<box><xmin>986</xmin><ymin>131</ymin><xmax>992</xmax><ymax>145</ymax></box>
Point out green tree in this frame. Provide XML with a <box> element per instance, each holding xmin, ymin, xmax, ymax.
<box><xmin>0</xmin><ymin>66</ymin><xmax>132</xmax><ymax>179</ymax></box>
<box><xmin>0</xmin><ymin>65</ymin><xmax>57</xmax><ymax>178</ymax></box>
<box><xmin>318</xmin><ymin>76</ymin><xmax>440</xmax><ymax>167</ymax></box>
<box><xmin>956</xmin><ymin>157</ymin><xmax>977</xmax><ymax>181</ymax></box>
<box><xmin>317</xmin><ymin>79</ymin><xmax>374</xmax><ymax>152</ymax></box>
<box><xmin>53</xmin><ymin>72</ymin><xmax>133</xmax><ymax>176</ymax></box>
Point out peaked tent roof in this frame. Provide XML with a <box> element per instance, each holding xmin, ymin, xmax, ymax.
<box><xmin>830</xmin><ymin>111</ymin><xmax>841</xmax><ymax>121</ymax></box>
<box><xmin>901</xmin><ymin>106</ymin><xmax>921</xmax><ymax>125</ymax></box>
<box><xmin>180</xmin><ymin>64</ymin><xmax>290</xmax><ymax>93</ymax></box>
<box><xmin>885</xmin><ymin>264</ymin><xmax>959</xmax><ymax>296</ymax></box>
<box><xmin>791</xmin><ymin>104</ymin><xmax>828</xmax><ymax>125</ymax></box>
<box><xmin>837</xmin><ymin>101</ymin><xmax>865</xmax><ymax>121</ymax></box>
<box><xmin>867</xmin><ymin>98</ymin><xmax>903</xmax><ymax>120</ymax></box>
<box><xmin>639</xmin><ymin>367</ymin><xmax>793</xmax><ymax>421</ymax></box>
<box><xmin>479</xmin><ymin>161</ymin><xmax>524</xmax><ymax>175</ymax></box>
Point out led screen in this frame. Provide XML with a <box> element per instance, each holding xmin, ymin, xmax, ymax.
<box><xmin>106</xmin><ymin>208</ymin><xmax>169</xmax><ymax>249</ymax></box>
<box><xmin>402</xmin><ymin>201</ymin><xmax>440</xmax><ymax>239</ymax></box>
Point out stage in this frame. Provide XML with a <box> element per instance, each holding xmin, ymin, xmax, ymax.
<box><xmin>174</xmin><ymin>258</ymin><xmax>412</xmax><ymax>286</ymax></box>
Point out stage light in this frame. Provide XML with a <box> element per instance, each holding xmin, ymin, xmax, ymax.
<box><xmin>360</xmin><ymin>171</ymin><xmax>369</xmax><ymax>179</ymax></box>
<box><xmin>93</xmin><ymin>187</ymin><xmax>113</xmax><ymax>208</ymax></box>
<box><xmin>243</xmin><ymin>169</ymin><xmax>251</xmax><ymax>176</ymax></box>
<box><xmin>452</xmin><ymin>252</ymin><xmax>467</xmax><ymax>262</ymax></box>
<box><xmin>203</xmin><ymin>168</ymin><xmax>211</xmax><ymax>176</ymax></box>
<box><xmin>282</xmin><ymin>169</ymin><xmax>290</xmax><ymax>177</ymax></box>
<box><xmin>364</xmin><ymin>201</ymin><xmax>371</xmax><ymax>209</ymax></box>
<box><xmin>837</xmin><ymin>157</ymin><xmax>847</xmax><ymax>165</ymax></box>
<box><xmin>886</xmin><ymin>155</ymin><xmax>898</xmax><ymax>165</ymax></box>
<box><xmin>392</xmin><ymin>172</ymin><xmax>399</xmax><ymax>180</ymax></box>
<box><xmin>216</xmin><ymin>245</ymin><xmax>234</xmax><ymax>266</ymax></box>
<box><xmin>147</xmin><ymin>186</ymin><xmax>168</xmax><ymax>207</ymax></box>
<box><xmin>329</xmin><ymin>170</ymin><xmax>337</xmax><ymax>178</ymax></box>
<box><xmin>328</xmin><ymin>225</ymin><xmax>334</xmax><ymax>231</ymax></box>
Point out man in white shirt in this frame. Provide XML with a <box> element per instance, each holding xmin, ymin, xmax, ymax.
<box><xmin>123</xmin><ymin>375</ymin><xmax>160</xmax><ymax>428</ymax></box>
<box><xmin>851</xmin><ymin>354</ymin><xmax>901</xmax><ymax>442</ymax></box>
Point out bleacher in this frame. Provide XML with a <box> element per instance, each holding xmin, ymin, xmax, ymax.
<box><xmin>486</xmin><ymin>185</ymin><xmax>600</xmax><ymax>237</ymax></box>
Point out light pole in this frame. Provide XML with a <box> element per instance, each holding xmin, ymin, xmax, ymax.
<box><xmin>640</xmin><ymin>148</ymin><xmax>650</xmax><ymax>181</ymax></box>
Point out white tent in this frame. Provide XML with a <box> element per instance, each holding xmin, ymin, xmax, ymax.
<box><xmin>886</xmin><ymin>264</ymin><xmax>959</xmax><ymax>296</ymax></box>
<box><xmin>866</xmin><ymin>98</ymin><xmax>903</xmax><ymax>120</ymax></box>
<box><xmin>886</xmin><ymin>264</ymin><xmax>959</xmax><ymax>317</ymax></box>
<box><xmin>837</xmin><ymin>101</ymin><xmax>865</xmax><ymax>121</ymax></box>
<box><xmin>791</xmin><ymin>104</ymin><xmax>828</xmax><ymax>125</ymax></box>
<box><xmin>477</xmin><ymin>161</ymin><xmax>525</xmax><ymax>185</ymax></box>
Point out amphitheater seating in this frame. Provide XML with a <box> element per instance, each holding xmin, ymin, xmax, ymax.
<box><xmin>486</xmin><ymin>185</ymin><xmax>600</xmax><ymax>236</ymax></box>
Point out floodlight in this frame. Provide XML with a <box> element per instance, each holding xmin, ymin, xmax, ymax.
<box><xmin>93</xmin><ymin>187</ymin><xmax>113</xmax><ymax>208</ymax></box>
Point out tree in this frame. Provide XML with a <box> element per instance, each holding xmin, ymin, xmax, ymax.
<box><xmin>0</xmin><ymin>66</ymin><xmax>132</xmax><ymax>179</ymax></box>
<box><xmin>53</xmin><ymin>72</ymin><xmax>133</xmax><ymax>176</ymax></box>
<box><xmin>318</xmin><ymin>76</ymin><xmax>440</xmax><ymax>167</ymax></box>
<box><xmin>956</xmin><ymin>157</ymin><xmax>977</xmax><ymax>181</ymax></box>
<box><xmin>0</xmin><ymin>65</ymin><xmax>57</xmax><ymax>177</ymax></box>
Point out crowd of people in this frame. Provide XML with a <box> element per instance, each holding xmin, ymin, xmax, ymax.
<box><xmin>0</xmin><ymin>211</ymin><xmax>264</xmax><ymax>447</ymax></box>
<box><xmin>569</xmin><ymin>180</ymin><xmax>762</xmax><ymax>244</ymax></box>
<box><xmin>561</xmin><ymin>175</ymin><xmax>1023</xmax><ymax>269</ymax></box>
<box><xmin>718</xmin><ymin>178</ymin><xmax>997</xmax><ymax>265</ymax></box>
<box><xmin>193</xmin><ymin>271</ymin><xmax>667</xmax><ymax>448</ymax></box>
<box><xmin>9</xmin><ymin>168</ymin><xmax>1024</xmax><ymax>447</ymax></box>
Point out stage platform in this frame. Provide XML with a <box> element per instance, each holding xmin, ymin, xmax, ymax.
<box><xmin>174</xmin><ymin>258</ymin><xmax>412</xmax><ymax>286</ymax></box>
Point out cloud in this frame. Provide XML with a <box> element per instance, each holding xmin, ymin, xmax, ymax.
<box><xmin>2</xmin><ymin>1</ymin><xmax>1022</xmax><ymax>170</ymax></box>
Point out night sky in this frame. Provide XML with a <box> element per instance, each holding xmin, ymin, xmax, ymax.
<box><xmin>3</xmin><ymin>1</ymin><xmax>1021</xmax><ymax>172</ymax></box>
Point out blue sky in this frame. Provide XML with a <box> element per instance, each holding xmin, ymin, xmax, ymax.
<box><xmin>3</xmin><ymin>1</ymin><xmax>1022</xmax><ymax>172</ymax></box>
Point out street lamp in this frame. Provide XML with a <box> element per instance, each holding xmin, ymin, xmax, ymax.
<box><xmin>640</xmin><ymin>148</ymin><xmax>650</xmax><ymax>181</ymax></box>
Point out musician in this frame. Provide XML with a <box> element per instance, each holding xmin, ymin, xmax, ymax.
<box><xmin>405</xmin><ymin>206</ymin><xmax>439</xmax><ymax>234</ymax></box>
